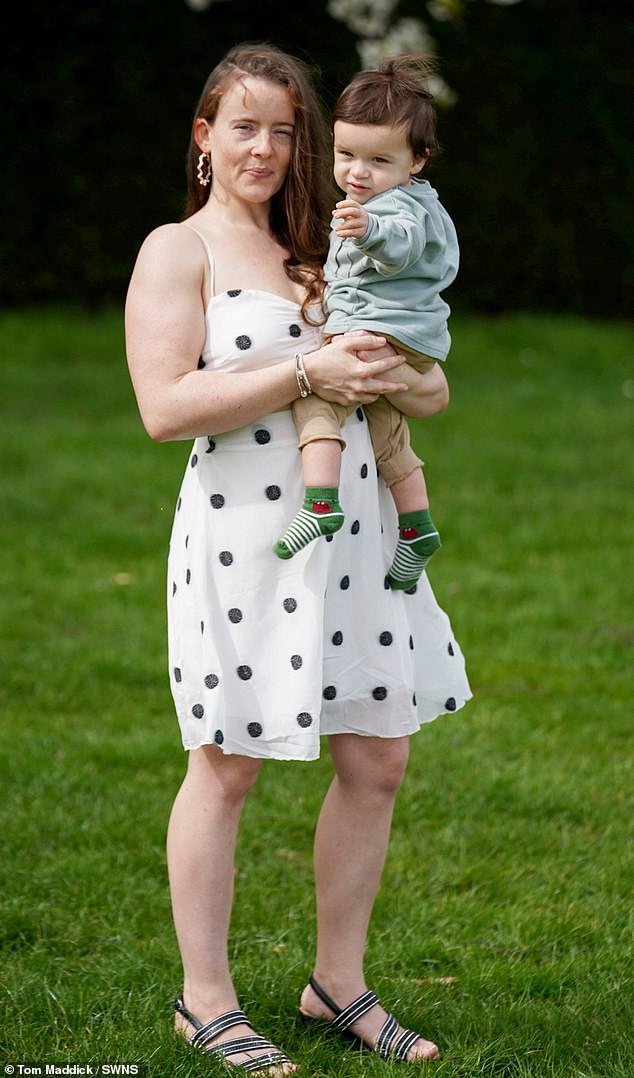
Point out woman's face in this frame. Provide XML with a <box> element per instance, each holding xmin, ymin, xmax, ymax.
<box><xmin>199</xmin><ymin>75</ymin><xmax>295</xmax><ymax>205</ymax></box>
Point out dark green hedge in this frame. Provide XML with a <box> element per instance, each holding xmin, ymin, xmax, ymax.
<box><xmin>2</xmin><ymin>0</ymin><xmax>632</xmax><ymax>315</ymax></box>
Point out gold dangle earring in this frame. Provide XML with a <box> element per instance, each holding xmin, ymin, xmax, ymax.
<box><xmin>196</xmin><ymin>151</ymin><xmax>211</xmax><ymax>187</ymax></box>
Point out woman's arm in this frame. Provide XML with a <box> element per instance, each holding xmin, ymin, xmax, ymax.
<box><xmin>382</xmin><ymin>360</ymin><xmax>449</xmax><ymax>419</ymax></box>
<box><xmin>353</xmin><ymin>336</ymin><xmax>449</xmax><ymax>419</ymax></box>
<box><xmin>125</xmin><ymin>225</ymin><xmax>408</xmax><ymax>442</ymax></box>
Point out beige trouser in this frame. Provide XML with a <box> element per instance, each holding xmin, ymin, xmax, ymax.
<box><xmin>292</xmin><ymin>339</ymin><xmax>436</xmax><ymax>488</ymax></box>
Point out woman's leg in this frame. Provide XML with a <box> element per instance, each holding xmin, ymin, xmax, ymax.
<box><xmin>300</xmin><ymin>733</ymin><xmax>438</xmax><ymax>1061</ymax></box>
<box><xmin>167</xmin><ymin>744</ymin><xmax>296</xmax><ymax>1074</ymax></box>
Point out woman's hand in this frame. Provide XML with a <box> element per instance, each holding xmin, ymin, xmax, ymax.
<box><xmin>382</xmin><ymin>359</ymin><xmax>449</xmax><ymax>418</ymax></box>
<box><xmin>304</xmin><ymin>334</ymin><xmax>408</xmax><ymax>406</ymax></box>
<box><xmin>351</xmin><ymin>337</ymin><xmax>449</xmax><ymax>418</ymax></box>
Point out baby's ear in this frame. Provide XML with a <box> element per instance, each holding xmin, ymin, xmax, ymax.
<box><xmin>411</xmin><ymin>151</ymin><xmax>429</xmax><ymax>175</ymax></box>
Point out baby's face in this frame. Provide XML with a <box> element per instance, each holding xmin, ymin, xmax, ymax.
<box><xmin>333</xmin><ymin>120</ymin><xmax>425</xmax><ymax>203</ymax></box>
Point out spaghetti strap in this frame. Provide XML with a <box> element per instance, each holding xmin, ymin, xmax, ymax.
<box><xmin>180</xmin><ymin>223</ymin><xmax>215</xmax><ymax>296</ymax></box>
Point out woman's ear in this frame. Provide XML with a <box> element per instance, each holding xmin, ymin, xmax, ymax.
<box><xmin>194</xmin><ymin>118</ymin><xmax>212</xmax><ymax>153</ymax></box>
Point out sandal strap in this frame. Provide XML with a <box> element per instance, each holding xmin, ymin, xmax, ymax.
<box><xmin>192</xmin><ymin>1010</ymin><xmax>251</xmax><ymax>1048</ymax></box>
<box><xmin>241</xmin><ymin>1054</ymin><xmax>291</xmax><ymax>1073</ymax></box>
<box><xmin>308</xmin><ymin>975</ymin><xmax>378</xmax><ymax>1032</ymax></box>
<box><xmin>333</xmin><ymin>990</ymin><xmax>379</xmax><ymax>1031</ymax></box>
<box><xmin>175</xmin><ymin>998</ymin><xmax>291</xmax><ymax>1070</ymax></box>
<box><xmin>376</xmin><ymin>1012</ymin><xmax>420</xmax><ymax>1060</ymax></box>
<box><xmin>376</xmin><ymin>1012</ymin><xmax>399</xmax><ymax>1057</ymax></box>
<box><xmin>393</xmin><ymin>1027</ymin><xmax>421</xmax><ymax>1060</ymax></box>
<box><xmin>174</xmin><ymin>997</ymin><xmax>251</xmax><ymax>1048</ymax></box>
<box><xmin>207</xmin><ymin>1035</ymin><xmax>291</xmax><ymax>1070</ymax></box>
<box><xmin>307</xmin><ymin>980</ymin><xmax>421</xmax><ymax>1061</ymax></box>
<box><xmin>206</xmin><ymin>1036</ymin><xmax>282</xmax><ymax>1058</ymax></box>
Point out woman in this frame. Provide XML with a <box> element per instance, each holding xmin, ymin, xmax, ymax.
<box><xmin>125</xmin><ymin>43</ymin><xmax>470</xmax><ymax>1074</ymax></box>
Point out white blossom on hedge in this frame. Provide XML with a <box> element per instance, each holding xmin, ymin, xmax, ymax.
<box><xmin>184</xmin><ymin>0</ymin><xmax>231</xmax><ymax>8</ymax></box>
<box><xmin>327</xmin><ymin>0</ymin><xmax>399</xmax><ymax>37</ymax></box>
<box><xmin>358</xmin><ymin>17</ymin><xmax>435</xmax><ymax>67</ymax></box>
<box><xmin>426</xmin><ymin>0</ymin><xmax>463</xmax><ymax>21</ymax></box>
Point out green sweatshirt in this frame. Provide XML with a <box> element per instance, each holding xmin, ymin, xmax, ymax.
<box><xmin>324</xmin><ymin>178</ymin><xmax>459</xmax><ymax>361</ymax></box>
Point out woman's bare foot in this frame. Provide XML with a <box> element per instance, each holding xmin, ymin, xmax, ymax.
<box><xmin>300</xmin><ymin>977</ymin><xmax>439</xmax><ymax>1062</ymax></box>
<box><xmin>175</xmin><ymin>997</ymin><xmax>298</xmax><ymax>1075</ymax></box>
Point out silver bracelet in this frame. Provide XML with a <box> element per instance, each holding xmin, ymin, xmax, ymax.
<box><xmin>295</xmin><ymin>353</ymin><xmax>312</xmax><ymax>398</ymax></box>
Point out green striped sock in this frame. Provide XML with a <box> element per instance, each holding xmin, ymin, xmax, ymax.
<box><xmin>274</xmin><ymin>487</ymin><xmax>344</xmax><ymax>560</ymax></box>
<box><xmin>387</xmin><ymin>510</ymin><xmax>441</xmax><ymax>590</ymax></box>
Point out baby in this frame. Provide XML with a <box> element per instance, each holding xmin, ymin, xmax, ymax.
<box><xmin>274</xmin><ymin>55</ymin><xmax>459</xmax><ymax>591</ymax></box>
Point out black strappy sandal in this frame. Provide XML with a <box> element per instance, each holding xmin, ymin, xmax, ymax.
<box><xmin>300</xmin><ymin>975</ymin><xmax>436</xmax><ymax>1062</ymax></box>
<box><xmin>174</xmin><ymin>996</ymin><xmax>293</xmax><ymax>1073</ymax></box>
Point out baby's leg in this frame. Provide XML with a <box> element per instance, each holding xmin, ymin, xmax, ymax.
<box><xmin>302</xmin><ymin>438</ymin><xmax>342</xmax><ymax>488</ymax></box>
<box><xmin>387</xmin><ymin>468</ymin><xmax>441</xmax><ymax>590</ymax></box>
<box><xmin>274</xmin><ymin>438</ymin><xmax>345</xmax><ymax>560</ymax></box>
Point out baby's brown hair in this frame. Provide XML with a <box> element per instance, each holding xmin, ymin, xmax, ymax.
<box><xmin>333</xmin><ymin>54</ymin><xmax>438</xmax><ymax>173</ymax></box>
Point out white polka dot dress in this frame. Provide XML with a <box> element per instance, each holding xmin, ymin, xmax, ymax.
<box><xmin>167</xmin><ymin>233</ymin><xmax>471</xmax><ymax>760</ymax></box>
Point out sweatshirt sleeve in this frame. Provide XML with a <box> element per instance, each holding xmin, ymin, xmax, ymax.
<box><xmin>352</xmin><ymin>192</ymin><xmax>426</xmax><ymax>276</ymax></box>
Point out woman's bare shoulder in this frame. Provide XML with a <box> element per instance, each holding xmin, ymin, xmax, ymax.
<box><xmin>130</xmin><ymin>223</ymin><xmax>206</xmax><ymax>291</ymax></box>
<box><xmin>137</xmin><ymin>221</ymin><xmax>203</xmax><ymax>259</ymax></box>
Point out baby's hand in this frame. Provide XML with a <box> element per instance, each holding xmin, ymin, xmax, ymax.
<box><xmin>333</xmin><ymin>199</ymin><xmax>369</xmax><ymax>239</ymax></box>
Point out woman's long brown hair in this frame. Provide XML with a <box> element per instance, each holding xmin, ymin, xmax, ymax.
<box><xmin>184</xmin><ymin>43</ymin><xmax>334</xmax><ymax>320</ymax></box>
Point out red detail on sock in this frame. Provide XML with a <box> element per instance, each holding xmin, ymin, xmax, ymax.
<box><xmin>312</xmin><ymin>501</ymin><xmax>331</xmax><ymax>514</ymax></box>
<box><xmin>401</xmin><ymin>526</ymin><xmax>419</xmax><ymax>539</ymax></box>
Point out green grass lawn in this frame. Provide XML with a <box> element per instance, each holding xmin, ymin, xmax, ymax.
<box><xmin>1</xmin><ymin>307</ymin><xmax>632</xmax><ymax>1077</ymax></box>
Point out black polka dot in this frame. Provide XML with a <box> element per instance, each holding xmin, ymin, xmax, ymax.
<box><xmin>332</xmin><ymin>631</ymin><xmax>343</xmax><ymax>646</ymax></box>
<box><xmin>227</xmin><ymin>289</ymin><xmax>242</xmax><ymax>297</ymax></box>
<box><xmin>205</xmin><ymin>674</ymin><xmax>219</xmax><ymax>689</ymax></box>
<box><xmin>372</xmin><ymin>687</ymin><xmax>388</xmax><ymax>701</ymax></box>
<box><xmin>266</xmin><ymin>485</ymin><xmax>281</xmax><ymax>500</ymax></box>
<box><xmin>235</xmin><ymin>335</ymin><xmax>252</xmax><ymax>350</ymax></box>
<box><xmin>326</xmin><ymin>534</ymin><xmax>334</xmax><ymax>543</ymax></box>
<box><xmin>448</xmin><ymin>642</ymin><xmax>455</xmax><ymax>656</ymax></box>
<box><xmin>351</xmin><ymin>520</ymin><xmax>360</xmax><ymax>535</ymax></box>
<box><xmin>190</xmin><ymin>454</ymin><xmax>198</xmax><ymax>468</ymax></box>
<box><xmin>192</xmin><ymin>704</ymin><xmax>204</xmax><ymax>719</ymax></box>
<box><xmin>214</xmin><ymin>729</ymin><xmax>224</xmax><ymax>744</ymax></box>
<box><xmin>445</xmin><ymin>697</ymin><xmax>457</xmax><ymax>711</ymax></box>
<box><xmin>360</xmin><ymin>463</ymin><xmax>368</xmax><ymax>478</ymax></box>
<box><xmin>186</xmin><ymin>569</ymin><xmax>191</xmax><ymax>584</ymax></box>
<box><xmin>404</xmin><ymin>584</ymin><xmax>418</xmax><ymax>595</ymax></box>
<box><xmin>323</xmin><ymin>685</ymin><xmax>337</xmax><ymax>700</ymax></box>
<box><xmin>237</xmin><ymin>665</ymin><xmax>253</xmax><ymax>680</ymax></box>
<box><xmin>219</xmin><ymin>551</ymin><xmax>234</xmax><ymax>566</ymax></box>
<box><xmin>206</xmin><ymin>438</ymin><xmax>216</xmax><ymax>453</ymax></box>
<box><xmin>210</xmin><ymin>494</ymin><xmax>225</xmax><ymax>509</ymax></box>
<box><xmin>356</xmin><ymin>407</ymin><xmax>365</xmax><ymax>421</ymax></box>
<box><xmin>409</xmin><ymin>635</ymin><xmax>414</xmax><ymax>650</ymax></box>
<box><xmin>247</xmin><ymin>721</ymin><xmax>262</xmax><ymax>737</ymax></box>
<box><xmin>379</xmin><ymin>631</ymin><xmax>393</xmax><ymax>646</ymax></box>
<box><xmin>254</xmin><ymin>428</ymin><xmax>271</xmax><ymax>444</ymax></box>
<box><xmin>197</xmin><ymin>356</ymin><xmax>206</xmax><ymax>369</ymax></box>
<box><xmin>228</xmin><ymin>608</ymin><xmax>243</xmax><ymax>624</ymax></box>
<box><xmin>297</xmin><ymin>712</ymin><xmax>313</xmax><ymax>728</ymax></box>
<box><xmin>289</xmin><ymin>323</ymin><xmax>302</xmax><ymax>338</ymax></box>
<box><xmin>172</xmin><ymin>582</ymin><xmax>177</xmax><ymax>596</ymax></box>
<box><xmin>290</xmin><ymin>655</ymin><xmax>303</xmax><ymax>670</ymax></box>
<box><xmin>200</xmin><ymin>621</ymin><xmax>205</xmax><ymax>634</ymax></box>
<box><xmin>413</xmin><ymin>693</ymin><xmax>417</xmax><ymax>706</ymax></box>
<box><xmin>383</xmin><ymin>576</ymin><xmax>390</xmax><ymax>590</ymax></box>
<box><xmin>340</xmin><ymin>575</ymin><xmax>350</xmax><ymax>590</ymax></box>
<box><xmin>174</xmin><ymin>667</ymin><xmax>182</xmax><ymax>683</ymax></box>
<box><xmin>283</xmin><ymin>597</ymin><xmax>297</xmax><ymax>613</ymax></box>
<box><xmin>185</xmin><ymin>535</ymin><xmax>189</xmax><ymax>549</ymax></box>
<box><xmin>177</xmin><ymin>497</ymin><xmax>182</xmax><ymax>511</ymax></box>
